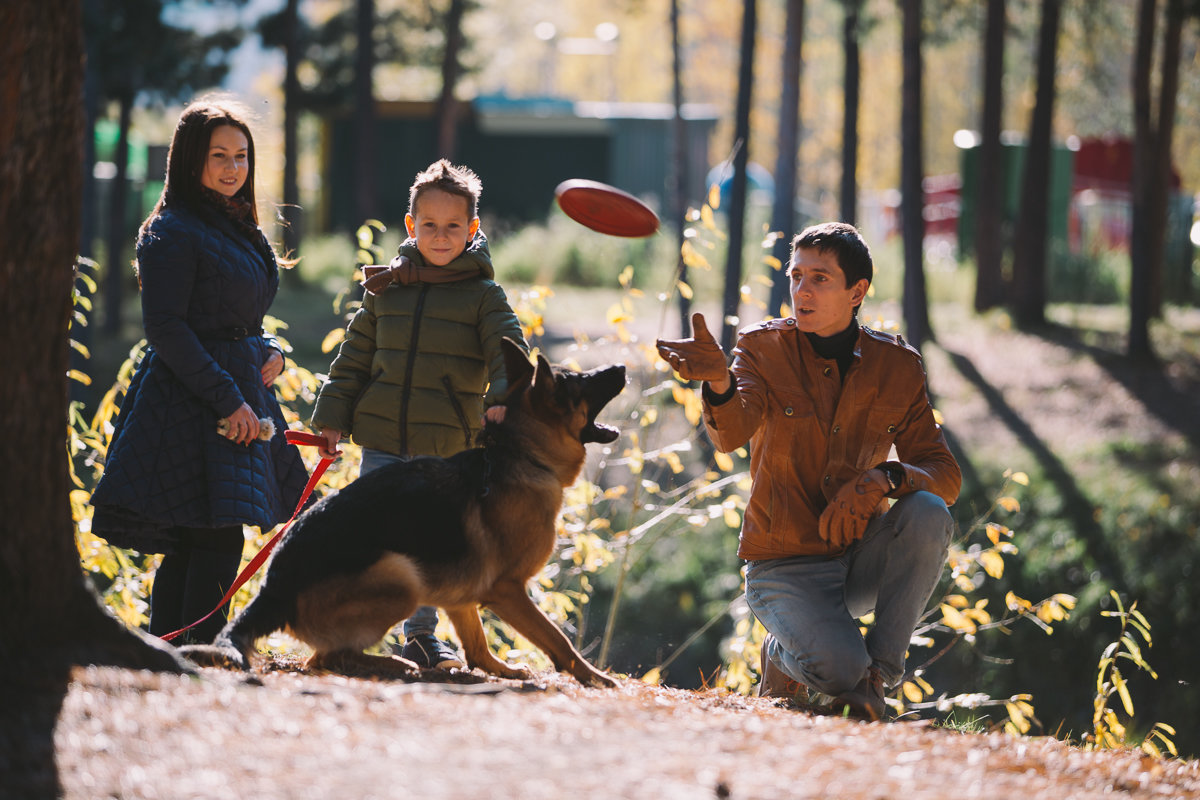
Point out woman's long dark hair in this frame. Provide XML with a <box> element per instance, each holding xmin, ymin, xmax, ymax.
<box><xmin>141</xmin><ymin>98</ymin><xmax>259</xmax><ymax>237</ymax></box>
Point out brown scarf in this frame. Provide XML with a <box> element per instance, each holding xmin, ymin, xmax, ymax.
<box><xmin>199</xmin><ymin>186</ymin><xmax>260</xmax><ymax>240</ymax></box>
<box><xmin>361</xmin><ymin>255</ymin><xmax>480</xmax><ymax>295</ymax></box>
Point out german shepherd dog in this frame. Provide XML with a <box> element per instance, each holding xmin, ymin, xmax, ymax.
<box><xmin>180</xmin><ymin>338</ymin><xmax>624</xmax><ymax>688</ymax></box>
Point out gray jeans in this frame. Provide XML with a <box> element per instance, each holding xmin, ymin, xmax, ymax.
<box><xmin>359</xmin><ymin>447</ymin><xmax>439</xmax><ymax>638</ymax></box>
<box><xmin>744</xmin><ymin>491</ymin><xmax>953</xmax><ymax>695</ymax></box>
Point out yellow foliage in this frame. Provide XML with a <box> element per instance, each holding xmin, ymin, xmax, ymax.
<box><xmin>997</xmin><ymin>496</ymin><xmax>1020</xmax><ymax>513</ymax></box>
<box><xmin>978</xmin><ymin>550</ymin><xmax>1005</xmax><ymax>579</ymax></box>
<box><xmin>940</xmin><ymin>603</ymin><xmax>977</xmax><ymax>634</ymax></box>
<box><xmin>320</xmin><ymin>327</ymin><xmax>345</xmax><ymax>353</ymax></box>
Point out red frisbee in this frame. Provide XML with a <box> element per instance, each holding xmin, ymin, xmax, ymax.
<box><xmin>554</xmin><ymin>179</ymin><xmax>660</xmax><ymax>238</ymax></box>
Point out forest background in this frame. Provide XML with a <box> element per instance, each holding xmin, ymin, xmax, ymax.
<box><xmin>54</xmin><ymin>0</ymin><xmax>1200</xmax><ymax>759</ymax></box>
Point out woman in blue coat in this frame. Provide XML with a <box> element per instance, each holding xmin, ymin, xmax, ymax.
<box><xmin>90</xmin><ymin>99</ymin><xmax>308</xmax><ymax>644</ymax></box>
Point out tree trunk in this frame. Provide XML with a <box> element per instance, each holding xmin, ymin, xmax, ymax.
<box><xmin>974</xmin><ymin>0</ymin><xmax>1007</xmax><ymax>312</ymax></box>
<box><xmin>353</xmin><ymin>0</ymin><xmax>377</xmax><ymax>227</ymax></box>
<box><xmin>768</xmin><ymin>0</ymin><xmax>804</xmax><ymax>319</ymax></box>
<box><xmin>900</xmin><ymin>0</ymin><xmax>931</xmax><ymax>349</ymax></box>
<box><xmin>281</xmin><ymin>0</ymin><xmax>301</xmax><ymax>263</ymax></box>
<box><xmin>722</xmin><ymin>0</ymin><xmax>757</xmax><ymax>353</ymax></box>
<box><xmin>101</xmin><ymin>92</ymin><xmax>132</xmax><ymax>335</ymax></box>
<box><xmin>1129</xmin><ymin>0</ymin><xmax>1156</xmax><ymax>360</ymax></box>
<box><xmin>1011</xmin><ymin>0</ymin><xmax>1061</xmax><ymax>329</ymax></box>
<box><xmin>2</xmin><ymin>0</ymin><xmax>188</xmax><ymax>792</ymax></box>
<box><xmin>840</xmin><ymin>0</ymin><xmax>861</xmax><ymax>226</ymax></box>
<box><xmin>435</xmin><ymin>0</ymin><xmax>466</xmax><ymax>160</ymax></box>
<box><xmin>670</xmin><ymin>0</ymin><xmax>691</xmax><ymax>336</ymax></box>
<box><xmin>1148</xmin><ymin>0</ymin><xmax>1183</xmax><ymax>317</ymax></box>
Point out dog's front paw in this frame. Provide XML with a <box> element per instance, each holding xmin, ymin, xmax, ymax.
<box><xmin>177</xmin><ymin>643</ymin><xmax>247</xmax><ymax>671</ymax></box>
<box><xmin>495</xmin><ymin>662</ymin><xmax>534</xmax><ymax>680</ymax></box>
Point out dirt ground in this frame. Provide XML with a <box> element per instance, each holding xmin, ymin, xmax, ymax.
<box><xmin>38</xmin><ymin>303</ymin><xmax>1200</xmax><ymax>799</ymax></box>
<box><xmin>50</xmin><ymin>664</ymin><xmax>1200</xmax><ymax>799</ymax></box>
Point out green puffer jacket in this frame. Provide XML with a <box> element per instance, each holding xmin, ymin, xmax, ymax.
<box><xmin>311</xmin><ymin>232</ymin><xmax>528</xmax><ymax>457</ymax></box>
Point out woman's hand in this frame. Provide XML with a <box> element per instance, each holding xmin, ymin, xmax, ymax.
<box><xmin>483</xmin><ymin>405</ymin><xmax>506</xmax><ymax>425</ymax></box>
<box><xmin>261</xmin><ymin>349</ymin><xmax>285</xmax><ymax>386</ymax></box>
<box><xmin>221</xmin><ymin>403</ymin><xmax>261</xmax><ymax>446</ymax></box>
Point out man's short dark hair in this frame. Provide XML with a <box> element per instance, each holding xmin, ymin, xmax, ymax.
<box><xmin>792</xmin><ymin>222</ymin><xmax>873</xmax><ymax>288</ymax></box>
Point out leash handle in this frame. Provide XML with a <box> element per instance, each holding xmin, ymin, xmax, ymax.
<box><xmin>159</xmin><ymin>429</ymin><xmax>334</xmax><ymax>643</ymax></box>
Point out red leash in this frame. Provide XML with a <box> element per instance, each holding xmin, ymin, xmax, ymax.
<box><xmin>159</xmin><ymin>430</ymin><xmax>334</xmax><ymax>643</ymax></box>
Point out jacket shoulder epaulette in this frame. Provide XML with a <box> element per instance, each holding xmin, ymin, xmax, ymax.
<box><xmin>739</xmin><ymin>317</ymin><xmax>794</xmax><ymax>337</ymax></box>
<box><xmin>860</xmin><ymin>325</ymin><xmax>922</xmax><ymax>357</ymax></box>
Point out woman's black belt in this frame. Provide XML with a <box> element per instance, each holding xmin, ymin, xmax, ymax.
<box><xmin>199</xmin><ymin>327</ymin><xmax>261</xmax><ymax>341</ymax></box>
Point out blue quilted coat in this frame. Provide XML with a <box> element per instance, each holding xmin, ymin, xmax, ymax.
<box><xmin>90</xmin><ymin>203</ymin><xmax>309</xmax><ymax>554</ymax></box>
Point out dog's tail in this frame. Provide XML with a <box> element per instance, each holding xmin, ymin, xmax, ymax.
<box><xmin>178</xmin><ymin>589</ymin><xmax>292</xmax><ymax>671</ymax></box>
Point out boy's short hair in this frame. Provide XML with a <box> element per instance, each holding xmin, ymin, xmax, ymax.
<box><xmin>792</xmin><ymin>222</ymin><xmax>874</xmax><ymax>288</ymax></box>
<box><xmin>409</xmin><ymin>159</ymin><xmax>482</xmax><ymax>219</ymax></box>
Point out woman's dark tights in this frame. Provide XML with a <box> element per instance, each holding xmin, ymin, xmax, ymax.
<box><xmin>148</xmin><ymin>525</ymin><xmax>244</xmax><ymax>645</ymax></box>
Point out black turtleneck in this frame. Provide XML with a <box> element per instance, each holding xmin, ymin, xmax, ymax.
<box><xmin>805</xmin><ymin>318</ymin><xmax>859</xmax><ymax>382</ymax></box>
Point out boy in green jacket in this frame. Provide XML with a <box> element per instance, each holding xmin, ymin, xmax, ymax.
<box><xmin>311</xmin><ymin>159</ymin><xmax>529</xmax><ymax>669</ymax></box>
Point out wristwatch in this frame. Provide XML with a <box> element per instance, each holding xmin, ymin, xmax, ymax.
<box><xmin>877</xmin><ymin>462</ymin><xmax>904</xmax><ymax>495</ymax></box>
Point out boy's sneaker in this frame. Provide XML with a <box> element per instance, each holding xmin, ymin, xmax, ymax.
<box><xmin>757</xmin><ymin>634</ymin><xmax>810</xmax><ymax>704</ymax></box>
<box><xmin>400</xmin><ymin>633</ymin><xmax>464</xmax><ymax>670</ymax></box>
<box><xmin>832</xmin><ymin>665</ymin><xmax>886</xmax><ymax>721</ymax></box>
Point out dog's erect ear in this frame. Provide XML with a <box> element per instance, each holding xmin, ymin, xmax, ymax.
<box><xmin>501</xmin><ymin>337</ymin><xmax>534</xmax><ymax>390</ymax></box>
<box><xmin>532</xmin><ymin>352</ymin><xmax>556</xmax><ymax>397</ymax></box>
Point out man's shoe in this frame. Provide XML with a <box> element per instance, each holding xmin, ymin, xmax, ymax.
<box><xmin>400</xmin><ymin>633</ymin><xmax>464</xmax><ymax>670</ymax></box>
<box><xmin>831</xmin><ymin>665</ymin><xmax>886</xmax><ymax>721</ymax></box>
<box><xmin>757</xmin><ymin>634</ymin><xmax>810</xmax><ymax>704</ymax></box>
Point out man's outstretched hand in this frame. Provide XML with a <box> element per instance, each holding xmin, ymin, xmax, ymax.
<box><xmin>656</xmin><ymin>312</ymin><xmax>730</xmax><ymax>392</ymax></box>
<box><xmin>819</xmin><ymin>470</ymin><xmax>888</xmax><ymax>549</ymax></box>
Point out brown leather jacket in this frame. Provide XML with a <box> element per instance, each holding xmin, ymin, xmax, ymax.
<box><xmin>703</xmin><ymin>318</ymin><xmax>961</xmax><ymax>560</ymax></box>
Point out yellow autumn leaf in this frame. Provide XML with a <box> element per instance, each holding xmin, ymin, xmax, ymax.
<box><xmin>1006</xmin><ymin>591</ymin><xmax>1032</xmax><ymax>612</ymax></box>
<box><xmin>1114</xmin><ymin>671</ymin><xmax>1135</xmax><ymax>716</ymax></box>
<box><xmin>321</xmin><ymin>328</ymin><xmax>345</xmax><ymax>353</ymax></box>
<box><xmin>640</xmin><ymin>667</ymin><xmax>662</xmax><ymax>685</ymax></box>
<box><xmin>979</xmin><ymin>550</ymin><xmax>1005</xmax><ymax>579</ymax></box>
<box><xmin>681</xmin><ymin>240</ymin><xmax>711</xmax><ymax>270</ymax></box>
<box><xmin>723</xmin><ymin>506</ymin><xmax>741</xmax><ymax>528</ymax></box>
<box><xmin>997</xmin><ymin>496</ymin><xmax>1020</xmax><ymax>513</ymax></box>
<box><xmin>1011</xmin><ymin>472</ymin><xmax>1030</xmax><ymax>485</ymax></box>
<box><xmin>714</xmin><ymin>451</ymin><xmax>734</xmax><ymax>472</ymax></box>
<box><xmin>1005</xmin><ymin>702</ymin><xmax>1031</xmax><ymax>734</ymax></box>
<box><xmin>681</xmin><ymin>390</ymin><xmax>703</xmax><ymax>426</ymax></box>
<box><xmin>677</xmin><ymin>280</ymin><xmax>694</xmax><ymax>300</ymax></box>
<box><xmin>940</xmin><ymin>603</ymin><xmax>977</xmax><ymax>633</ymax></box>
<box><xmin>707</xmin><ymin>183</ymin><xmax>721</xmax><ymax>211</ymax></box>
<box><xmin>606</xmin><ymin>303</ymin><xmax>629</xmax><ymax>325</ymax></box>
<box><xmin>902</xmin><ymin>681</ymin><xmax>925</xmax><ymax>703</ymax></box>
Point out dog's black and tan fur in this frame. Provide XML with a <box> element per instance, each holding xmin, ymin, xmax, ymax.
<box><xmin>181</xmin><ymin>338</ymin><xmax>624</xmax><ymax>688</ymax></box>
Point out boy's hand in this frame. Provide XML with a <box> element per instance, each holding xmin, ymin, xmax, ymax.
<box><xmin>316</xmin><ymin>427</ymin><xmax>343</xmax><ymax>460</ymax></box>
<box><xmin>656</xmin><ymin>312</ymin><xmax>730</xmax><ymax>392</ymax></box>
<box><xmin>483</xmin><ymin>405</ymin><xmax>506</xmax><ymax>424</ymax></box>
<box><xmin>819</xmin><ymin>469</ymin><xmax>889</xmax><ymax>549</ymax></box>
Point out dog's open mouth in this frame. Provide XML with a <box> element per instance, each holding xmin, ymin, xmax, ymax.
<box><xmin>580</xmin><ymin>364</ymin><xmax>626</xmax><ymax>444</ymax></box>
<box><xmin>583</xmin><ymin>420</ymin><xmax>620</xmax><ymax>444</ymax></box>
